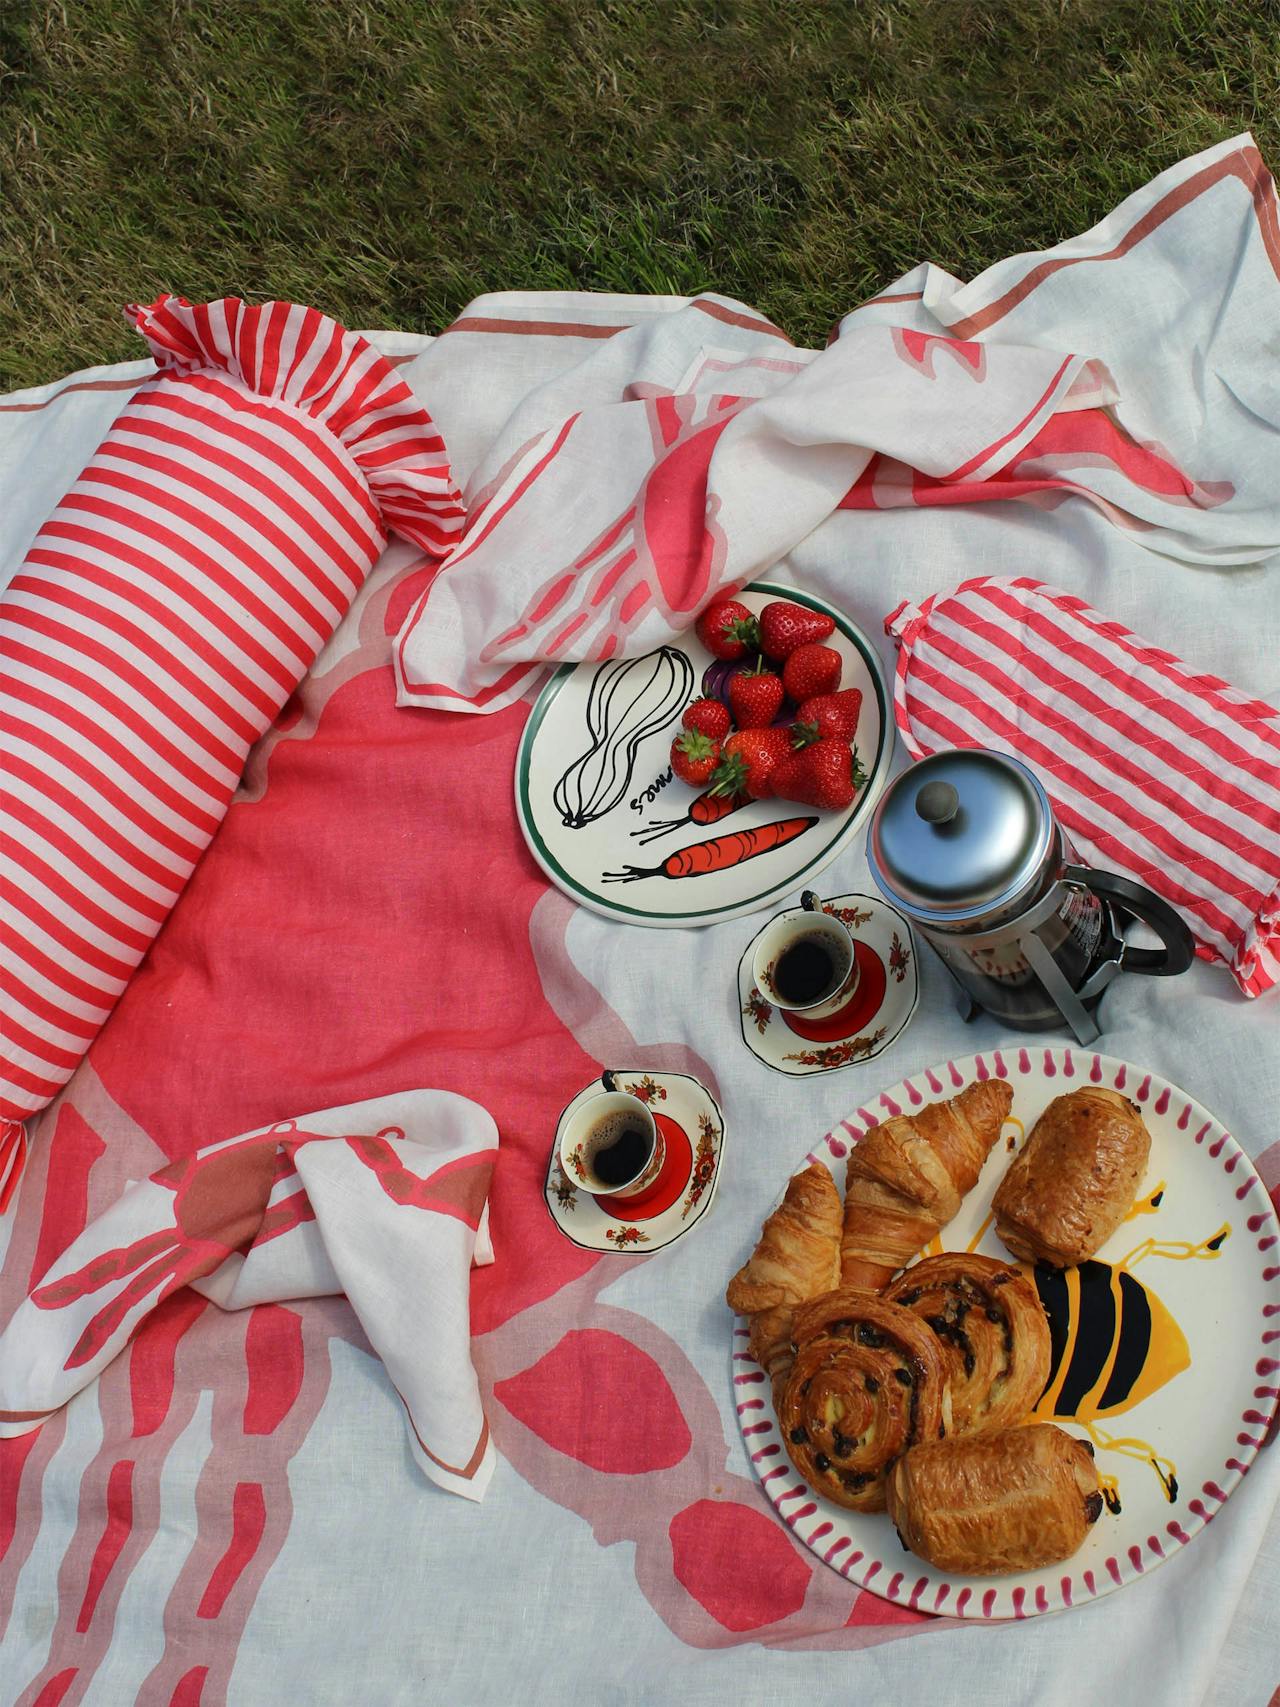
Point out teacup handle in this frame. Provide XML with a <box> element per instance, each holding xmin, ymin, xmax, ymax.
<box><xmin>600</xmin><ymin>1068</ymin><xmax>620</xmax><ymax>1093</ymax></box>
<box><xmin>801</xmin><ymin>890</ymin><xmax>823</xmax><ymax>913</ymax></box>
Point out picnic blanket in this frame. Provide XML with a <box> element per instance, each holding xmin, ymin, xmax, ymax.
<box><xmin>1</xmin><ymin>131</ymin><xmax>1278</xmax><ymax>1707</ymax></box>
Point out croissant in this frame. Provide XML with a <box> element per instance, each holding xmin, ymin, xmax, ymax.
<box><xmin>883</xmin><ymin>1253</ymin><xmax>1051</xmax><ymax>1435</ymax></box>
<box><xmin>841</xmin><ymin>1079</ymin><xmax>1013</xmax><ymax>1290</ymax></box>
<box><xmin>992</xmin><ymin>1087</ymin><xmax>1151</xmax><ymax>1268</ymax></box>
<box><xmin>726</xmin><ymin>1161</ymin><xmax>842</xmax><ymax>1315</ymax></box>
<box><xmin>747</xmin><ymin>1303</ymin><xmax>798</xmax><ymax>1411</ymax></box>
<box><xmin>777</xmin><ymin>1290</ymin><xmax>951</xmax><ymax>1512</ymax></box>
<box><xmin>885</xmin><ymin>1424</ymin><xmax>1104</xmax><ymax>1575</ymax></box>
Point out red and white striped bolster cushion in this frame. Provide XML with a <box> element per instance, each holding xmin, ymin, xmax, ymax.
<box><xmin>0</xmin><ymin>296</ymin><xmax>465</xmax><ymax>1206</ymax></box>
<box><xmin>886</xmin><ymin>575</ymin><xmax>1280</xmax><ymax>1000</ymax></box>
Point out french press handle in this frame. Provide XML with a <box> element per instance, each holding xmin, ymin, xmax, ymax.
<box><xmin>1064</xmin><ymin>865</ymin><xmax>1196</xmax><ymax>976</ymax></box>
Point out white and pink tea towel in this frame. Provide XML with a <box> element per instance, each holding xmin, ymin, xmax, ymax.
<box><xmin>0</xmin><ymin>1090</ymin><xmax>499</xmax><ymax>1500</ymax></box>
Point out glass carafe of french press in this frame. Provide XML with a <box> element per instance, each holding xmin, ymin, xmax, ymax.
<box><xmin>866</xmin><ymin>749</ymin><xmax>1196</xmax><ymax>1044</ymax></box>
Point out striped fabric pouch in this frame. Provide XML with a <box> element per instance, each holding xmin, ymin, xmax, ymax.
<box><xmin>885</xmin><ymin>574</ymin><xmax>1280</xmax><ymax>999</ymax></box>
<box><xmin>0</xmin><ymin>296</ymin><xmax>463</xmax><ymax>1206</ymax></box>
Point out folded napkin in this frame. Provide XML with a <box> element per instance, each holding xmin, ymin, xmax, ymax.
<box><xmin>886</xmin><ymin>574</ymin><xmax>1280</xmax><ymax>997</ymax></box>
<box><xmin>0</xmin><ymin>1090</ymin><xmax>499</xmax><ymax>1500</ymax></box>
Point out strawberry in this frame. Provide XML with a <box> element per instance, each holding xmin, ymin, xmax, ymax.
<box><xmin>728</xmin><ymin>660</ymin><xmax>785</xmax><ymax>729</ymax></box>
<box><xmin>782</xmin><ymin>642</ymin><xmax>842</xmax><ymax>702</ymax></box>
<box><xmin>695</xmin><ymin>599</ymin><xmax>759</xmax><ymax>661</ymax></box>
<box><xmin>769</xmin><ymin>738</ymin><xmax>859</xmax><ymax>812</ymax></box>
<box><xmin>670</xmin><ymin>729</ymin><xmax>721</xmax><ymax>787</ymax></box>
<box><xmin>710</xmin><ymin>726</ymin><xmax>793</xmax><ymax>801</ymax></box>
<box><xmin>681</xmin><ymin>696</ymin><xmax>731</xmax><ymax>740</ymax></box>
<box><xmin>793</xmin><ymin>688</ymin><xmax>863</xmax><ymax>743</ymax></box>
<box><xmin>757</xmin><ymin>599</ymin><xmax>836</xmax><ymax>660</ymax></box>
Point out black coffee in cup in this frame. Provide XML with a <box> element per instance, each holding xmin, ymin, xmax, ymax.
<box><xmin>586</xmin><ymin>1110</ymin><xmax>653</xmax><ymax>1188</ymax></box>
<box><xmin>773</xmin><ymin>932</ymin><xmax>847</xmax><ymax>1005</ymax></box>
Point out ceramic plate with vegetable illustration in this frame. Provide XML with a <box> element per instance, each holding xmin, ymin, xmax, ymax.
<box><xmin>514</xmin><ymin>583</ymin><xmax>891</xmax><ymax>927</ymax></box>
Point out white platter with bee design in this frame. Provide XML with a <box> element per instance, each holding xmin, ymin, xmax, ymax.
<box><xmin>513</xmin><ymin>581</ymin><xmax>892</xmax><ymax>928</ymax></box>
<box><xmin>732</xmin><ymin>1047</ymin><xmax>1280</xmax><ymax>1620</ymax></box>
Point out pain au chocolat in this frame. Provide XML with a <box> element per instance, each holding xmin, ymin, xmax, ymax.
<box><xmin>992</xmin><ymin>1086</ymin><xmax>1151</xmax><ymax>1268</ymax></box>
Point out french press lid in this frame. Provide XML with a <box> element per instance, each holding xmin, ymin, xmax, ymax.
<box><xmin>866</xmin><ymin>749</ymin><xmax>1056</xmax><ymax>925</ymax></box>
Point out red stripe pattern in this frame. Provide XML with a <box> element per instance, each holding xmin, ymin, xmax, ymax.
<box><xmin>887</xmin><ymin>575</ymin><xmax>1280</xmax><ymax>997</ymax></box>
<box><xmin>0</xmin><ymin>297</ymin><xmax>463</xmax><ymax>1190</ymax></box>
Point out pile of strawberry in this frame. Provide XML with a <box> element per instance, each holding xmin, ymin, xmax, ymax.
<box><xmin>668</xmin><ymin>597</ymin><xmax>867</xmax><ymax>812</ymax></box>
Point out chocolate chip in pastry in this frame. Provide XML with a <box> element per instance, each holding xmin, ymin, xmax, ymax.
<box><xmin>777</xmin><ymin>1290</ymin><xmax>951</xmax><ymax>1513</ymax></box>
<box><xmin>883</xmin><ymin>1252</ymin><xmax>1051</xmax><ymax>1435</ymax></box>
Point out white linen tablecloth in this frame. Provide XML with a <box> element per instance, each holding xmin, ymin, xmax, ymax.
<box><xmin>0</xmin><ymin>131</ymin><xmax>1277</xmax><ymax>1707</ymax></box>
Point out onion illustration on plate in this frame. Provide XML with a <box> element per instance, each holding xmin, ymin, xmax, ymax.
<box><xmin>552</xmin><ymin>647</ymin><xmax>693</xmax><ymax>829</ymax></box>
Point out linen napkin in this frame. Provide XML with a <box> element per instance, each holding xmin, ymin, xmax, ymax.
<box><xmin>392</xmin><ymin>298</ymin><xmax>1094</xmax><ymax>714</ymax></box>
<box><xmin>0</xmin><ymin>1090</ymin><xmax>499</xmax><ymax>1500</ymax></box>
<box><xmin>886</xmin><ymin>573</ymin><xmax>1280</xmax><ymax>997</ymax></box>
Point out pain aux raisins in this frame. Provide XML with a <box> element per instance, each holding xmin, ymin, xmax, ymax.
<box><xmin>789</xmin><ymin>1427</ymin><xmax>808</xmax><ymax>1445</ymax></box>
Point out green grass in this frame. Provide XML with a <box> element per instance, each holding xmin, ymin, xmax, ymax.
<box><xmin>2</xmin><ymin>0</ymin><xmax>1278</xmax><ymax>389</ymax></box>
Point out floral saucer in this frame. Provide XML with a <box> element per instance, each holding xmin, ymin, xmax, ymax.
<box><xmin>736</xmin><ymin>892</ymin><xmax>918</xmax><ymax>1076</ymax></box>
<box><xmin>544</xmin><ymin>1070</ymin><xmax>726</xmax><ymax>1253</ymax></box>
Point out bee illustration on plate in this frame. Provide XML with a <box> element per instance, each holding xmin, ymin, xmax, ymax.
<box><xmin>1024</xmin><ymin>1184</ymin><xmax>1230</xmax><ymax>1510</ymax></box>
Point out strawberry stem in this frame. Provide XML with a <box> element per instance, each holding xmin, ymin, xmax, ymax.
<box><xmin>709</xmin><ymin>753</ymin><xmax>748</xmax><ymax>798</ymax></box>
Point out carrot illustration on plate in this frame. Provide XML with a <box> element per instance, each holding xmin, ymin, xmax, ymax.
<box><xmin>631</xmin><ymin>787</ymin><xmax>748</xmax><ymax>846</ymax></box>
<box><xmin>602</xmin><ymin>816</ymin><xmax>818</xmax><ymax>883</ymax></box>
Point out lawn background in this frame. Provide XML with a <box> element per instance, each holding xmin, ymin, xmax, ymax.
<box><xmin>1</xmin><ymin>0</ymin><xmax>1277</xmax><ymax>389</ymax></box>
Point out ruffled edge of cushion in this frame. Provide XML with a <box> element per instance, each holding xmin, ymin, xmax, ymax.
<box><xmin>125</xmin><ymin>295</ymin><xmax>466</xmax><ymax>555</ymax></box>
<box><xmin>0</xmin><ymin>1120</ymin><xmax>28</xmax><ymax>1214</ymax></box>
<box><xmin>1233</xmin><ymin>877</ymin><xmax>1280</xmax><ymax>998</ymax></box>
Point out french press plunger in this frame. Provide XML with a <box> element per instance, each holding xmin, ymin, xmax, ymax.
<box><xmin>866</xmin><ymin>748</ymin><xmax>1196</xmax><ymax>1045</ymax></box>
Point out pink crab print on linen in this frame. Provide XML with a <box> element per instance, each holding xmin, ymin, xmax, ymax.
<box><xmin>0</xmin><ymin>554</ymin><xmax>937</xmax><ymax>1705</ymax></box>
